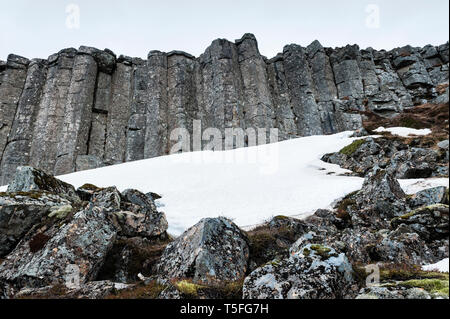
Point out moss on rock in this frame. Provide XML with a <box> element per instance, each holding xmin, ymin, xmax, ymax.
<box><xmin>339</xmin><ymin>139</ymin><xmax>366</xmax><ymax>156</ymax></box>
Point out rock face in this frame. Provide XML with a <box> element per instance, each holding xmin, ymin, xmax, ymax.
<box><xmin>156</xmin><ymin>217</ymin><xmax>249</xmax><ymax>284</ymax></box>
<box><xmin>0</xmin><ymin>35</ymin><xmax>448</xmax><ymax>184</ymax></box>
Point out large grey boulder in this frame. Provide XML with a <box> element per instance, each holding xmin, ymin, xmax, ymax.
<box><xmin>243</xmin><ymin>243</ymin><xmax>354</xmax><ymax>299</ymax></box>
<box><xmin>156</xmin><ymin>217</ymin><xmax>249</xmax><ymax>284</ymax></box>
<box><xmin>0</xmin><ymin>203</ymin><xmax>117</xmax><ymax>294</ymax></box>
<box><xmin>7</xmin><ymin>166</ymin><xmax>79</xmax><ymax>201</ymax></box>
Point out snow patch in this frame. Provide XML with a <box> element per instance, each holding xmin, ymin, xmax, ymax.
<box><xmin>373</xmin><ymin>126</ymin><xmax>431</xmax><ymax>137</ymax></box>
<box><xmin>422</xmin><ymin>258</ymin><xmax>449</xmax><ymax>273</ymax></box>
<box><xmin>0</xmin><ymin>130</ymin><xmax>446</xmax><ymax>236</ymax></box>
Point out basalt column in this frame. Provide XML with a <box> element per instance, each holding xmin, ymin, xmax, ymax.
<box><xmin>104</xmin><ymin>57</ymin><xmax>133</xmax><ymax>165</ymax></box>
<box><xmin>283</xmin><ymin>44</ymin><xmax>323</xmax><ymax>136</ymax></box>
<box><xmin>0</xmin><ymin>59</ymin><xmax>47</xmax><ymax>184</ymax></box>
<box><xmin>29</xmin><ymin>49</ymin><xmax>77</xmax><ymax>174</ymax></box>
<box><xmin>144</xmin><ymin>51</ymin><xmax>169</xmax><ymax>158</ymax></box>
<box><xmin>0</xmin><ymin>55</ymin><xmax>29</xmax><ymax>169</ymax></box>
<box><xmin>266</xmin><ymin>54</ymin><xmax>297</xmax><ymax>140</ymax></box>
<box><xmin>197</xmin><ymin>38</ymin><xmax>245</xmax><ymax>148</ymax></box>
<box><xmin>236</xmin><ymin>34</ymin><xmax>275</xmax><ymax>139</ymax></box>
<box><xmin>306</xmin><ymin>40</ymin><xmax>339</xmax><ymax>134</ymax></box>
<box><xmin>166</xmin><ymin>52</ymin><xmax>198</xmax><ymax>152</ymax></box>
<box><xmin>53</xmin><ymin>50</ymin><xmax>98</xmax><ymax>175</ymax></box>
<box><xmin>126</xmin><ymin>58</ymin><xmax>149</xmax><ymax>162</ymax></box>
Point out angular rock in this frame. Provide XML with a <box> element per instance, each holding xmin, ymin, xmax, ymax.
<box><xmin>7</xmin><ymin>166</ymin><xmax>78</xmax><ymax>200</ymax></box>
<box><xmin>0</xmin><ymin>203</ymin><xmax>117</xmax><ymax>292</ymax></box>
<box><xmin>156</xmin><ymin>217</ymin><xmax>249</xmax><ymax>284</ymax></box>
<box><xmin>243</xmin><ymin>243</ymin><xmax>354</xmax><ymax>299</ymax></box>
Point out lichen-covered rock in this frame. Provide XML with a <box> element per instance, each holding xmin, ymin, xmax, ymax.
<box><xmin>350</xmin><ymin>167</ymin><xmax>409</xmax><ymax>229</ymax></box>
<box><xmin>86</xmin><ymin>186</ymin><xmax>168</xmax><ymax>238</ymax></box>
<box><xmin>156</xmin><ymin>217</ymin><xmax>249</xmax><ymax>284</ymax></box>
<box><xmin>7</xmin><ymin>166</ymin><xmax>79</xmax><ymax>201</ymax></box>
<box><xmin>0</xmin><ymin>203</ymin><xmax>117</xmax><ymax>294</ymax></box>
<box><xmin>390</xmin><ymin>204</ymin><xmax>449</xmax><ymax>242</ymax></box>
<box><xmin>243</xmin><ymin>243</ymin><xmax>355</xmax><ymax>299</ymax></box>
<box><xmin>0</xmin><ymin>191</ymin><xmax>71</xmax><ymax>257</ymax></box>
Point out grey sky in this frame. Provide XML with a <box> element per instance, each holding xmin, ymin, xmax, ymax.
<box><xmin>0</xmin><ymin>0</ymin><xmax>448</xmax><ymax>61</ymax></box>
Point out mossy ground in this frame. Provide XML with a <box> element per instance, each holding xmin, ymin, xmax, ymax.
<box><xmin>0</xmin><ymin>190</ymin><xmax>51</xmax><ymax>200</ymax></box>
<box><xmin>339</xmin><ymin>139</ymin><xmax>366</xmax><ymax>156</ymax></box>
<box><xmin>399</xmin><ymin>278</ymin><xmax>449</xmax><ymax>297</ymax></box>
<box><xmin>352</xmin><ymin>262</ymin><xmax>449</xmax><ymax>297</ymax></box>
<box><xmin>173</xmin><ymin>278</ymin><xmax>245</xmax><ymax>299</ymax></box>
<box><xmin>105</xmin><ymin>278</ymin><xmax>244</xmax><ymax>299</ymax></box>
<box><xmin>309</xmin><ymin>244</ymin><xmax>338</xmax><ymax>259</ymax></box>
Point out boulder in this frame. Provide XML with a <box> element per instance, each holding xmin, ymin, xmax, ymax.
<box><xmin>352</xmin><ymin>167</ymin><xmax>409</xmax><ymax>228</ymax></box>
<box><xmin>156</xmin><ymin>217</ymin><xmax>249</xmax><ymax>284</ymax></box>
<box><xmin>7</xmin><ymin>166</ymin><xmax>79</xmax><ymax>201</ymax></box>
<box><xmin>243</xmin><ymin>243</ymin><xmax>354</xmax><ymax>299</ymax></box>
<box><xmin>0</xmin><ymin>203</ymin><xmax>117</xmax><ymax>293</ymax></box>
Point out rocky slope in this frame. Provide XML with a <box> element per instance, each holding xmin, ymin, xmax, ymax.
<box><xmin>0</xmin><ymin>34</ymin><xmax>448</xmax><ymax>184</ymax></box>
<box><xmin>0</xmin><ymin>160</ymin><xmax>448</xmax><ymax>299</ymax></box>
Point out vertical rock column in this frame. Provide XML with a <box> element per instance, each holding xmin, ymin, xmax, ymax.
<box><xmin>29</xmin><ymin>49</ymin><xmax>77</xmax><ymax>174</ymax></box>
<box><xmin>236</xmin><ymin>34</ymin><xmax>275</xmax><ymax>138</ymax></box>
<box><xmin>283</xmin><ymin>44</ymin><xmax>322</xmax><ymax>136</ymax></box>
<box><xmin>144</xmin><ymin>51</ymin><xmax>169</xmax><ymax>158</ymax></box>
<box><xmin>53</xmin><ymin>49</ymin><xmax>98</xmax><ymax>175</ymax></box>
<box><xmin>197</xmin><ymin>39</ymin><xmax>245</xmax><ymax>147</ymax></box>
<box><xmin>104</xmin><ymin>56</ymin><xmax>132</xmax><ymax>165</ymax></box>
<box><xmin>0</xmin><ymin>59</ymin><xmax>47</xmax><ymax>184</ymax></box>
<box><xmin>266</xmin><ymin>54</ymin><xmax>297</xmax><ymax>139</ymax></box>
<box><xmin>126</xmin><ymin>58</ymin><xmax>148</xmax><ymax>161</ymax></box>
<box><xmin>306</xmin><ymin>40</ymin><xmax>339</xmax><ymax>134</ymax></box>
<box><xmin>166</xmin><ymin>51</ymin><xmax>198</xmax><ymax>152</ymax></box>
<box><xmin>0</xmin><ymin>55</ymin><xmax>29</xmax><ymax>171</ymax></box>
<box><xmin>80</xmin><ymin>48</ymin><xmax>117</xmax><ymax>170</ymax></box>
<box><xmin>87</xmin><ymin>72</ymin><xmax>111</xmax><ymax>161</ymax></box>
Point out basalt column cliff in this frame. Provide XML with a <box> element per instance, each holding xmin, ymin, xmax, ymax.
<box><xmin>0</xmin><ymin>34</ymin><xmax>448</xmax><ymax>184</ymax></box>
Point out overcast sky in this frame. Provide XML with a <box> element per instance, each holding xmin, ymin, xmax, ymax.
<box><xmin>0</xmin><ymin>0</ymin><xmax>449</xmax><ymax>61</ymax></box>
